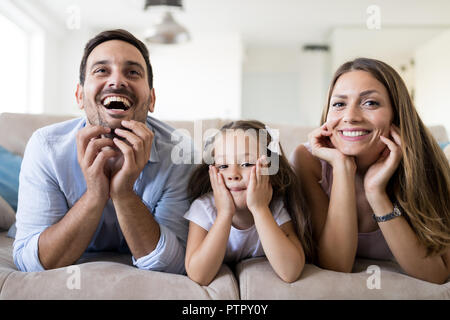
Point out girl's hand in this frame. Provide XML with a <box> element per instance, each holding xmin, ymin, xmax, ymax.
<box><xmin>364</xmin><ymin>125</ymin><xmax>403</xmax><ymax>199</ymax></box>
<box><xmin>309</xmin><ymin>119</ymin><xmax>355</xmax><ymax>169</ymax></box>
<box><xmin>247</xmin><ymin>156</ymin><xmax>273</xmax><ymax>214</ymax></box>
<box><xmin>209</xmin><ymin>165</ymin><xmax>235</xmax><ymax>218</ymax></box>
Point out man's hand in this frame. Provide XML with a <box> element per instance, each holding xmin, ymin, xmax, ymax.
<box><xmin>76</xmin><ymin>125</ymin><xmax>117</xmax><ymax>203</ymax></box>
<box><xmin>109</xmin><ymin>120</ymin><xmax>154</xmax><ymax>200</ymax></box>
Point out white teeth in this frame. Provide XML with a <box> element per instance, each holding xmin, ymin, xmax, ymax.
<box><xmin>103</xmin><ymin>96</ymin><xmax>131</xmax><ymax>108</ymax></box>
<box><xmin>342</xmin><ymin>131</ymin><xmax>369</xmax><ymax>137</ymax></box>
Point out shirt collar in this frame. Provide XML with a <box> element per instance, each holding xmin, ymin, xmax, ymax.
<box><xmin>146</xmin><ymin>119</ymin><xmax>160</xmax><ymax>163</ymax></box>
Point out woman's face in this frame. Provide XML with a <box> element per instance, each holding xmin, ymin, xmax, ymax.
<box><xmin>327</xmin><ymin>70</ymin><xmax>394</xmax><ymax>157</ymax></box>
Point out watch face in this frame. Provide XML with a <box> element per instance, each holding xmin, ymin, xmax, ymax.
<box><xmin>373</xmin><ymin>204</ymin><xmax>402</xmax><ymax>222</ymax></box>
<box><xmin>393</xmin><ymin>204</ymin><xmax>402</xmax><ymax>216</ymax></box>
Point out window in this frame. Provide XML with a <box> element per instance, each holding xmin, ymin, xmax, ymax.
<box><xmin>0</xmin><ymin>13</ymin><xmax>28</xmax><ymax>113</ymax></box>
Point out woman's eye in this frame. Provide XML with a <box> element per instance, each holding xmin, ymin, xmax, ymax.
<box><xmin>364</xmin><ymin>100</ymin><xmax>380</xmax><ymax>107</ymax></box>
<box><xmin>217</xmin><ymin>164</ymin><xmax>228</xmax><ymax>170</ymax></box>
<box><xmin>332</xmin><ymin>102</ymin><xmax>345</xmax><ymax>108</ymax></box>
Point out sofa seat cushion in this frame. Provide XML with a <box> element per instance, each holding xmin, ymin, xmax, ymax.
<box><xmin>236</xmin><ymin>257</ymin><xmax>450</xmax><ymax>299</ymax></box>
<box><xmin>0</xmin><ymin>233</ymin><xmax>239</xmax><ymax>300</ymax></box>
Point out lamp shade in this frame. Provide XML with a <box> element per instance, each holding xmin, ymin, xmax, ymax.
<box><xmin>145</xmin><ymin>11</ymin><xmax>190</xmax><ymax>44</ymax></box>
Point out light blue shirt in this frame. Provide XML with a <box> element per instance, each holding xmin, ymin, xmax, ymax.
<box><xmin>13</xmin><ymin>115</ymin><xmax>194</xmax><ymax>273</ymax></box>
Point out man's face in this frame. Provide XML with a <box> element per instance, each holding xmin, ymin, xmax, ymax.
<box><xmin>76</xmin><ymin>40</ymin><xmax>155</xmax><ymax>129</ymax></box>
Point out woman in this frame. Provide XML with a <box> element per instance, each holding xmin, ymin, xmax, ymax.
<box><xmin>291</xmin><ymin>58</ymin><xmax>450</xmax><ymax>284</ymax></box>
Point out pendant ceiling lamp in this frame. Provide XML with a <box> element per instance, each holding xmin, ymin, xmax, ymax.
<box><xmin>144</xmin><ymin>0</ymin><xmax>191</xmax><ymax>45</ymax></box>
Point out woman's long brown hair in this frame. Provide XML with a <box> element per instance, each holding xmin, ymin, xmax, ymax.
<box><xmin>321</xmin><ymin>58</ymin><xmax>450</xmax><ymax>256</ymax></box>
<box><xmin>188</xmin><ymin>120</ymin><xmax>315</xmax><ymax>262</ymax></box>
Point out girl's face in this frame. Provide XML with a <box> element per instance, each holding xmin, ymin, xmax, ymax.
<box><xmin>213</xmin><ymin>130</ymin><xmax>260</xmax><ymax>211</ymax></box>
<box><xmin>327</xmin><ymin>70</ymin><xmax>394</xmax><ymax>157</ymax></box>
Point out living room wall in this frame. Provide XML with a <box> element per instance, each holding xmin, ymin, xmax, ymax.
<box><xmin>242</xmin><ymin>46</ymin><xmax>330</xmax><ymax>127</ymax></box>
<box><xmin>414</xmin><ymin>29</ymin><xmax>450</xmax><ymax>135</ymax></box>
<box><xmin>52</xmin><ymin>28</ymin><xmax>244</xmax><ymax>122</ymax></box>
<box><xmin>1</xmin><ymin>0</ymin><xmax>449</xmax><ymax>134</ymax></box>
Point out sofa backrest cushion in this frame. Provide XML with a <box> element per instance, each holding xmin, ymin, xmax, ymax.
<box><xmin>0</xmin><ymin>145</ymin><xmax>22</xmax><ymax>212</ymax></box>
<box><xmin>0</xmin><ymin>112</ymin><xmax>448</xmax><ymax>160</ymax></box>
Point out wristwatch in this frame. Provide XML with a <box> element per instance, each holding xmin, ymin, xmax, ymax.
<box><xmin>372</xmin><ymin>203</ymin><xmax>402</xmax><ymax>223</ymax></box>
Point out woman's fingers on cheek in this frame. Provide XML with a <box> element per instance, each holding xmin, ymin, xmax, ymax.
<box><xmin>379</xmin><ymin>136</ymin><xmax>393</xmax><ymax>149</ymax></box>
<box><xmin>390</xmin><ymin>126</ymin><xmax>402</xmax><ymax>146</ymax></box>
<box><xmin>325</xmin><ymin>118</ymin><xmax>339</xmax><ymax>131</ymax></box>
<box><xmin>380</xmin><ymin>136</ymin><xmax>402</xmax><ymax>160</ymax></box>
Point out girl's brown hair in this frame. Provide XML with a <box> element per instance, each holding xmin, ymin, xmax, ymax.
<box><xmin>322</xmin><ymin>58</ymin><xmax>450</xmax><ymax>256</ymax></box>
<box><xmin>188</xmin><ymin>120</ymin><xmax>315</xmax><ymax>261</ymax></box>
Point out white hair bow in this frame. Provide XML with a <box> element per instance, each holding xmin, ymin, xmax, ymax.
<box><xmin>265</xmin><ymin>125</ymin><xmax>281</xmax><ymax>154</ymax></box>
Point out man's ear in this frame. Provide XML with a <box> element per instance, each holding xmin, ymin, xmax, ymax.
<box><xmin>148</xmin><ymin>88</ymin><xmax>156</xmax><ymax>113</ymax></box>
<box><xmin>75</xmin><ymin>83</ymin><xmax>84</xmax><ymax>110</ymax></box>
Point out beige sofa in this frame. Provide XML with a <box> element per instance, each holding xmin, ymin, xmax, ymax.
<box><xmin>0</xmin><ymin>112</ymin><xmax>449</xmax><ymax>300</ymax></box>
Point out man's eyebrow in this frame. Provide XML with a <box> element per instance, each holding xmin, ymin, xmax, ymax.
<box><xmin>125</xmin><ymin>60</ymin><xmax>145</xmax><ymax>73</ymax></box>
<box><xmin>90</xmin><ymin>60</ymin><xmax>110</xmax><ymax>70</ymax></box>
<box><xmin>89</xmin><ymin>60</ymin><xmax>145</xmax><ymax>73</ymax></box>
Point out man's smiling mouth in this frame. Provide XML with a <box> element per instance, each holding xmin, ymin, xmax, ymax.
<box><xmin>101</xmin><ymin>96</ymin><xmax>132</xmax><ymax>111</ymax></box>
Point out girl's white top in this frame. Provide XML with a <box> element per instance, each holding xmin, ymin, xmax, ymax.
<box><xmin>184</xmin><ymin>193</ymin><xmax>291</xmax><ymax>263</ymax></box>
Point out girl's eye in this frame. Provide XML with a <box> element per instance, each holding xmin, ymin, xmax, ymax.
<box><xmin>241</xmin><ymin>162</ymin><xmax>254</xmax><ymax>168</ymax></box>
<box><xmin>217</xmin><ymin>164</ymin><xmax>228</xmax><ymax>170</ymax></box>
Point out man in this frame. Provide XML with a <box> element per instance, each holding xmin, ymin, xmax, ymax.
<box><xmin>13</xmin><ymin>29</ymin><xmax>193</xmax><ymax>273</ymax></box>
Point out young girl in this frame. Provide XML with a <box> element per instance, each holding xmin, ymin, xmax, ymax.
<box><xmin>291</xmin><ymin>58</ymin><xmax>450</xmax><ymax>284</ymax></box>
<box><xmin>184</xmin><ymin>120</ymin><xmax>313</xmax><ymax>286</ymax></box>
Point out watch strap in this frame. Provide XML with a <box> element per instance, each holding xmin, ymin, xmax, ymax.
<box><xmin>373</xmin><ymin>203</ymin><xmax>402</xmax><ymax>223</ymax></box>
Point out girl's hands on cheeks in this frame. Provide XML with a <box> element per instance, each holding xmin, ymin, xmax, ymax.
<box><xmin>364</xmin><ymin>125</ymin><xmax>403</xmax><ymax>201</ymax></box>
<box><xmin>209</xmin><ymin>165</ymin><xmax>235</xmax><ymax>218</ymax></box>
<box><xmin>247</xmin><ymin>156</ymin><xmax>273</xmax><ymax>214</ymax></box>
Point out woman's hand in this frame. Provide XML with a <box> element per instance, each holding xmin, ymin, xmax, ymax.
<box><xmin>209</xmin><ymin>165</ymin><xmax>236</xmax><ymax>218</ymax></box>
<box><xmin>247</xmin><ymin>156</ymin><xmax>273</xmax><ymax>214</ymax></box>
<box><xmin>364</xmin><ymin>125</ymin><xmax>403</xmax><ymax>200</ymax></box>
<box><xmin>309</xmin><ymin>119</ymin><xmax>355</xmax><ymax>170</ymax></box>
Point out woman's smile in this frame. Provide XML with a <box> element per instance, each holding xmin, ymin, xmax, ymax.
<box><xmin>338</xmin><ymin>128</ymin><xmax>372</xmax><ymax>141</ymax></box>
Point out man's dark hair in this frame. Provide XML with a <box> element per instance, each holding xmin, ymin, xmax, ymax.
<box><xmin>79</xmin><ymin>29</ymin><xmax>153</xmax><ymax>89</ymax></box>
